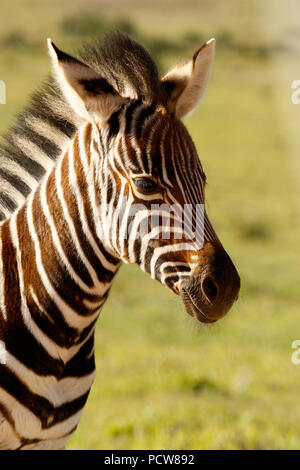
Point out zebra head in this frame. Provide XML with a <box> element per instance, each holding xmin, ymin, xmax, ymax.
<box><xmin>48</xmin><ymin>33</ymin><xmax>240</xmax><ymax>323</ymax></box>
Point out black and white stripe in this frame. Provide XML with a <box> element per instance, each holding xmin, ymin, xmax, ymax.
<box><xmin>0</xmin><ymin>32</ymin><xmax>240</xmax><ymax>449</ymax></box>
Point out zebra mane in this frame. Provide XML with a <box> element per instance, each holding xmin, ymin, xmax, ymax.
<box><xmin>77</xmin><ymin>32</ymin><xmax>165</xmax><ymax>104</ymax></box>
<box><xmin>0</xmin><ymin>76</ymin><xmax>79</xmax><ymax>220</ymax></box>
<box><xmin>0</xmin><ymin>32</ymin><xmax>164</xmax><ymax>221</ymax></box>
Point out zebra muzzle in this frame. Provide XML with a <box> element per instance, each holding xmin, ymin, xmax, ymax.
<box><xmin>180</xmin><ymin>242</ymin><xmax>240</xmax><ymax>323</ymax></box>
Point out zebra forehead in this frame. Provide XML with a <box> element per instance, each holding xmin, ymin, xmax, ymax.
<box><xmin>136</xmin><ymin>107</ymin><xmax>197</xmax><ymax>155</ymax></box>
<box><xmin>117</xmin><ymin>103</ymin><xmax>201</xmax><ymax>178</ymax></box>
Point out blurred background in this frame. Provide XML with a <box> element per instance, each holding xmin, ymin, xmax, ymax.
<box><xmin>1</xmin><ymin>0</ymin><xmax>300</xmax><ymax>450</ymax></box>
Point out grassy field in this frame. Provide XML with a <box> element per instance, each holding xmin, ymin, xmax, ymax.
<box><xmin>1</xmin><ymin>0</ymin><xmax>300</xmax><ymax>450</ymax></box>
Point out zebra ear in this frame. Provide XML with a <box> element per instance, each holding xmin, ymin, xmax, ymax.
<box><xmin>161</xmin><ymin>38</ymin><xmax>215</xmax><ymax>119</ymax></box>
<box><xmin>47</xmin><ymin>39</ymin><xmax>125</xmax><ymax>121</ymax></box>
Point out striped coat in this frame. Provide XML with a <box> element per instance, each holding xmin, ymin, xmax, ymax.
<box><xmin>0</xmin><ymin>33</ymin><xmax>240</xmax><ymax>449</ymax></box>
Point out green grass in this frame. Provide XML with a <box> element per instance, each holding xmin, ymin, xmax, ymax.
<box><xmin>0</xmin><ymin>0</ymin><xmax>300</xmax><ymax>450</ymax></box>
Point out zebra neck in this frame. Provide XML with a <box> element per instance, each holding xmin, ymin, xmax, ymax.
<box><xmin>2</xmin><ymin>123</ymin><xmax>121</xmax><ymax>352</ymax></box>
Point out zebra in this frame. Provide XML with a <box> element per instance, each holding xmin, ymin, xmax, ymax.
<box><xmin>0</xmin><ymin>32</ymin><xmax>240</xmax><ymax>449</ymax></box>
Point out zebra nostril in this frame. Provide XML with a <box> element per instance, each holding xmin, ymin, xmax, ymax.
<box><xmin>202</xmin><ymin>276</ymin><xmax>218</xmax><ymax>303</ymax></box>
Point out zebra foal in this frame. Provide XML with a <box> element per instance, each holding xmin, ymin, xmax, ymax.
<box><xmin>0</xmin><ymin>33</ymin><xmax>240</xmax><ymax>449</ymax></box>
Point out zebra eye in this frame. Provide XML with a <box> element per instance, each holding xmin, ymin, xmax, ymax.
<box><xmin>132</xmin><ymin>177</ymin><xmax>159</xmax><ymax>194</ymax></box>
